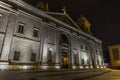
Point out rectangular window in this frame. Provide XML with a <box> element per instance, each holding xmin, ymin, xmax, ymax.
<box><xmin>33</xmin><ymin>28</ymin><xmax>39</xmax><ymax>38</ymax></box>
<box><xmin>31</xmin><ymin>53</ymin><xmax>36</xmax><ymax>61</ymax></box>
<box><xmin>81</xmin><ymin>59</ymin><xmax>84</xmax><ymax>65</ymax></box>
<box><xmin>87</xmin><ymin>59</ymin><xmax>90</xmax><ymax>64</ymax></box>
<box><xmin>80</xmin><ymin>45</ymin><xmax>83</xmax><ymax>49</ymax></box>
<box><xmin>74</xmin><ymin>54</ymin><xmax>77</xmax><ymax>65</ymax></box>
<box><xmin>13</xmin><ymin>51</ymin><xmax>20</xmax><ymax>61</ymax></box>
<box><xmin>48</xmin><ymin>50</ymin><xmax>53</xmax><ymax>63</ymax></box>
<box><xmin>96</xmin><ymin>49</ymin><xmax>98</xmax><ymax>53</ymax></box>
<box><xmin>18</xmin><ymin>23</ymin><xmax>24</xmax><ymax>34</ymax></box>
<box><xmin>112</xmin><ymin>48</ymin><xmax>120</xmax><ymax>60</ymax></box>
<box><xmin>85</xmin><ymin>46</ymin><xmax>88</xmax><ymax>50</ymax></box>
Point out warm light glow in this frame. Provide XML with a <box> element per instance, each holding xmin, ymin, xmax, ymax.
<box><xmin>63</xmin><ymin>57</ymin><xmax>68</xmax><ymax>64</ymax></box>
<box><xmin>97</xmin><ymin>65</ymin><xmax>99</xmax><ymax>68</ymax></box>
<box><xmin>101</xmin><ymin>66</ymin><xmax>103</xmax><ymax>68</ymax></box>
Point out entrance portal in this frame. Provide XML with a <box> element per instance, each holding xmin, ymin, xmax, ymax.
<box><xmin>62</xmin><ymin>52</ymin><xmax>68</xmax><ymax>69</ymax></box>
<box><xmin>59</xmin><ymin>34</ymin><xmax>70</xmax><ymax>69</ymax></box>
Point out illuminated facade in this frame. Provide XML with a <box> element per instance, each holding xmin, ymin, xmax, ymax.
<box><xmin>108</xmin><ymin>45</ymin><xmax>120</xmax><ymax>68</ymax></box>
<box><xmin>0</xmin><ymin>0</ymin><xmax>105</xmax><ymax>70</ymax></box>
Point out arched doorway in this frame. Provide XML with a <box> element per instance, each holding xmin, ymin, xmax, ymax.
<box><xmin>59</xmin><ymin>34</ymin><xmax>70</xmax><ymax>69</ymax></box>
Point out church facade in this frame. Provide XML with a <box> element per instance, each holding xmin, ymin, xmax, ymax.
<box><xmin>0</xmin><ymin>0</ymin><xmax>105</xmax><ymax>70</ymax></box>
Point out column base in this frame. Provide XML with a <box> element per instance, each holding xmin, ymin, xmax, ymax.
<box><xmin>0</xmin><ymin>61</ymin><xmax>9</xmax><ymax>70</ymax></box>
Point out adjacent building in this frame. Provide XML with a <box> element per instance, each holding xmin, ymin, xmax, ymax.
<box><xmin>108</xmin><ymin>45</ymin><xmax>120</xmax><ymax>68</ymax></box>
<box><xmin>0</xmin><ymin>0</ymin><xmax>105</xmax><ymax>70</ymax></box>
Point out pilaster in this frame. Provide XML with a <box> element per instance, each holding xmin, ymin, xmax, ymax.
<box><xmin>1</xmin><ymin>13</ymin><xmax>17</xmax><ymax>61</ymax></box>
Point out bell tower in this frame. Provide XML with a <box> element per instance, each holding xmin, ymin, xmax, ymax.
<box><xmin>76</xmin><ymin>14</ymin><xmax>92</xmax><ymax>34</ymax></box>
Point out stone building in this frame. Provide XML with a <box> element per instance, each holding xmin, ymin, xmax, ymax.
<box><xmin>108</xmin><ymin>45</ymin><xmax>120</xmax><ymax>68</ymax></box>
<box><xmin>0</xmin><ymin>0</ymin><xmax>105</xmax><ymax>70</ymax></box>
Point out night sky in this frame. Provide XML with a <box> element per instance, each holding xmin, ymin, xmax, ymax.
<box><xmin>23</xmin><ymin>0</ymin><xmax>120</xmax><ymax>62</ymax></box>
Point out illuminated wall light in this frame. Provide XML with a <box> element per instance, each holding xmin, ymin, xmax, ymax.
<box><xmin>97</xmin><ymin>65</ymin><xmax>99</xmax><ymax>68</ymax></box>
<box><xmin>72</xmin><ymin>66</ymin><xmax>76</xmax><ymax>69</ymax></box>
<box><xmin>55</xmin><ymin>66</ymin><xmax>60</xmax><ymax>69</ymax></box>
<box><xmin>42</xmin><ymin>66</ymin><xmax>48</xmax><ymax>70</ymax></box>
<box><xmin>101</xmin><ymin>66</ymin><xmax>103</xmax><ymax>68</ymax></box>
<box><xmin>22</xmin><ymin>65</ymin><xmax>28</xmax><ymax>70</ymax></box>
<box><xmin>49</xmin><ymin>48</ymin><xmax>53</xmax><ymax>51</ymax></box>
<box><xmin>80</xmin><ymin>66</ymin><xmax>83</xmax><ymax>69</ymax></box>
<box><xmin>86</xmin><ymin>66</ymin><xmax>89</xmax><ymax>69</ymax></box>
<box><xmin>91</xmin><ymin>65</ymin><xmax>93</xmax><ymax>68</ymax></box>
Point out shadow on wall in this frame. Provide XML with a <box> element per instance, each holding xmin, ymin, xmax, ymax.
<box><xmin>103</xmin><ymin>50</ymin><xmax>110</xmax><ymax>63</ymax></box>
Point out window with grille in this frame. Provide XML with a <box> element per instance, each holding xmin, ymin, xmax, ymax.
<box><xmin>18</xmin><ymin>23</ymin><xmax>24</xmax><ymax>34</ymax></box>
<box><xmin>31</xmin><ymin>53</ymin><xmax>36</xmax><ymax>61</ymax></box>
<box><xmin>33</xmin><ymin>28</ymin><xmax>39</xmax><ymax>38</ymax></box>
<box><xmin>112</xmin><ymin>48</ymin><xmax>120</xmax><ymax>60</ymax></box>
<box><xmin>13</xmin><ymin>51</ymin><xmax>20</xmax><ymax>61</ymax></box>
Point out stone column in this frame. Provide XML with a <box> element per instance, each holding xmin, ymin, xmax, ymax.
<box><xmin>40</xmin><ymin>23</ymin><xmax>48</xmax><ymax>69</ymax></box>
<box><xmin>54</xmin><ymin>30</ymin><xmax>60</xmax><ymax>69</ymax></box>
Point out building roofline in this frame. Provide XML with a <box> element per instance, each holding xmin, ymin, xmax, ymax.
<box><xmin>45</xmin><ymin>12</ymin><xmax>81</xmax><ymax>30</ymax></box>
<box><xmin>6</xmin><ymin>0</ymin><xmax>102</xmax><ymax>43</ymax></box>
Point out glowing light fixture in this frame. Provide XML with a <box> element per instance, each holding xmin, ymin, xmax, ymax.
<box><xmin>80</xmin><ymin>66</ymin><xmax>83</xmax><ymax>69</ymax></box>
<box><xmin>22</xmin><ymin>66</ymin><xmax>28</xmax><ymax>70</ymax></box>
<box><xmin>91</xmin><ymin>65</ymin><xmax>93</xmax><ymax>68</ymax></box>
<box><xmin>72</xmin><ymin>66</ymin><xmax>76</xmax><ymax>69</ymax></box>
<box><xmin>55</xmin><ymin>66</ymin><xmax>60</xmax><ymax>69</ymax></box>
<box><xmin>86</xmin><ymin>66</ymin><xmax>89</xmax><ymax>69</ymax></box>
<box><xmin>97</xmin><ymin>65</ymin><xmax>99</xmax><ymax>68</ymax></box>
<box><xmin>42</xmin><ymin>66</ymin><xmax>48</xmax><ymax>69</ymax></box>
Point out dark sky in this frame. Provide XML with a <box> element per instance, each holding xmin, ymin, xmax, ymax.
<box><xmin>23</xmin><ymin>0</ymin><xmax>120</xmax><ymax>51</ymax></box>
